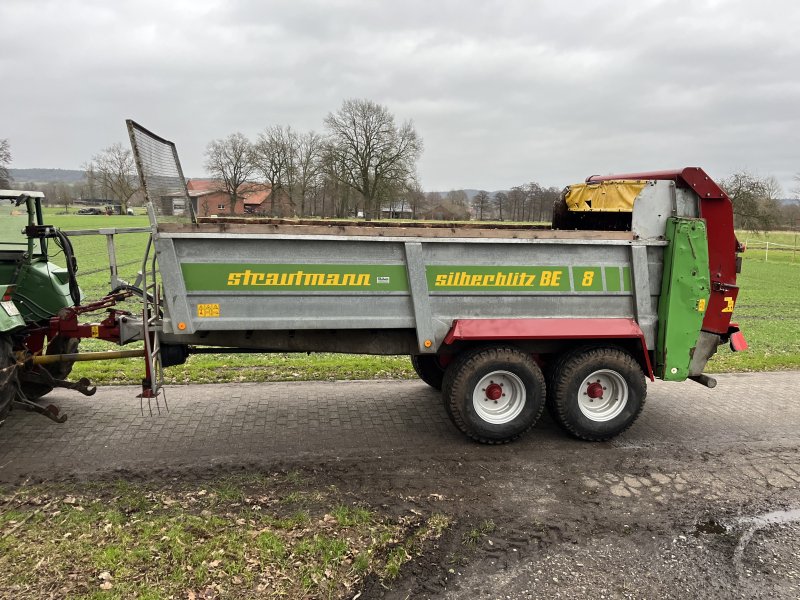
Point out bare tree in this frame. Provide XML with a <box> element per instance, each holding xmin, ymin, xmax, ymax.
<box><xmin>92</xmin><ymin>143</ymin><xmax>139</xmax><ymax>212</ymax></box>
<box><xmin>493</xmin><ymin>191</ymin><xmax>508</xmax><ymax>221</ymax></box>
<box><xmin>508</xmin><ymin>186</ymin><xmax>526</xmax><ymax>221</ymax></box>
<box><xmin>319</xmin><ymin>148</ymin><xmax>353</xmax><ymax>217</ymax></box>
<box><xmin>81</xmin><ymin>161</ymin><xmax>98</xmax><ymax>201</ymax></box>
<box><xmin>542</xmin><ymin>186</ymin><xmax>560</xmax><ymax>223</ymax></box>
<box><xmin>294</xmin><ymin>131</ymin><xmax>324</xmax><ymax>217</ymax></box>
<box><xmin>55</xmin><ymin>183</ymin><xmax>75</xmax><ymax>214</ymax></box>
<box><xmin>472</xmin><ymin>190</ymin><xmax>491</xmax><ymax>220</ymax></box>
<box><xmin>253</xmin><ymin>126</ymin><xmax>298</xmax><ymax>216</ymax></box>
<box><xmin>0</xmin><ymin>139</ymin><xmax>11</xmax><ymax>188</ymax></box>
<box><xmin>444</xmin><ymin>189</ymin><xmax>468</xmax><ymax>208</ymax></box>
<box><xmin>324</xmin><ymin>99</ymin><xmax>422</xmax><ymax>220</ymax></box>
<box><xmin>404</xmin><ymin>181</ymin><xmax>425</xmax><ymax>219</ymax></box>
<box><xmin>204</xmin><ymin>133</ymin><xmax>255</xmax><ymax>215</ymax></box>
<box><xmin>720</xmin><ymin>171</ymin><xmax>781</xmax><ymax>232</ymax></box>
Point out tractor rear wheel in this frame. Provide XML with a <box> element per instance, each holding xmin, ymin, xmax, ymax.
<box><xmin>20</xmin><ymin>337</ymin><xmax>80</xmax><ymax>401</ymax></box>
<box><xmin>0</xmin><ymin>335</ymin><xmax>17</xmax><ymax>425</ymax></box>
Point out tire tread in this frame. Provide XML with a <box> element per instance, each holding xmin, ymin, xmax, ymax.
<box><xmin>443</xmin><ymin>346</ymin><xmax>545</xmax><ymax>444</ymax></box>
<box><xmin>550</xmin><ymin>347</ymin><xmax>646</xmax><ymax>442</ymax></box>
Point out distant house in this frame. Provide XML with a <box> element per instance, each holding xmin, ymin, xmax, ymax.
<box><xmin>186</xmin><ymin>180</ymin><xmax>273</xmax><ymax>217</ymax></box>
<box><xmin>380</xmin><ymin>207</ymin><xmax>414</xmax><ymax>219</ymax></box>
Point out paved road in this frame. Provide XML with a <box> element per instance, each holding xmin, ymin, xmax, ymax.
<box><xmin>1</xmin><ymin>371</ymin><xmax>799</xmax><ymax>481</ymax></box>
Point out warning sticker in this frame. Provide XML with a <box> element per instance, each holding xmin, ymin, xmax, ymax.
<box><xmin>197</xmin><ymin>303</ymin><xmax>220</xmax><ymax>318</ymax></box>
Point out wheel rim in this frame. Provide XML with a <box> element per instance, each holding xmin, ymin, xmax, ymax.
<box><xmin>577</xmin><ymin>369</ymin><xmax>628</xmax><ymax>422</ymax></box>
<box><xmin>472</xmin><ymin>370</ymin><xmax>526</xmax><ymax>424</ymax></box>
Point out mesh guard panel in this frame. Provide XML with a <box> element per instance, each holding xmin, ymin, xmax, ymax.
<box><xmin>126</xmin><ymin>119</ymin><xmax>195</xmax><ymax>224</ymax></box>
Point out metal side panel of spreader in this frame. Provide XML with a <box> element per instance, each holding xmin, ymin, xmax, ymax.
<box><xmin>152</xmin><ymin>230</ymin><xmax>667</xmax><ymax>354</ymax></box>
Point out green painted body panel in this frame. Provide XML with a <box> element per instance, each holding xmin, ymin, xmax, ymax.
<box><xmin>656</xmin><ymin>218</ymin><xmax>711</xmax><ymax>381</ymax></box>
<box><xmin>0</xmin><ymin>297</ymin><xmax>26</xmax><ymax>333</ymax></box>
<box><xmin>12</xmin><ymin>259</ymin><xmax>74</xmax><ymax>323</ymax></box>
<box><xmin>183</xmin><ymin>263</ymin><xmax>633</xmax><ymax>294</ymax></box>
<box><xmin>0</xmin><ymin>264</ymin><xmax>16</xmax><ymax>286</ymax></box>
<box><xmin>1</xmin><ymin>197</ymin><xmax>75</xmax><ymax>324</ymax></box>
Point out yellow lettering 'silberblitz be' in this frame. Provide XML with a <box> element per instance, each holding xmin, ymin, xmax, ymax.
<box><xmin>432</xmin><ymin>270</ymin><xmax>565</xmax><ymax>288</ymax></box>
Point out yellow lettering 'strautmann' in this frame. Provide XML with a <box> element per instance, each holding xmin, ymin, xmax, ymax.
<box><xmin>227</xmin><ymin>269</ymin><xmax>371</xmax><ymax>287</ymax></box>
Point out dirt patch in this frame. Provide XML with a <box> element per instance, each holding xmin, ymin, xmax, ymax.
<box><xmin>3</xmin><ymin>445</ymin><xmax>800</xmax><ymax>599</ymax></box>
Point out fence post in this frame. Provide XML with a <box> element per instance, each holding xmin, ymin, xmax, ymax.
<box><xmin>105</xmin><ymin>233</ymin><xmax>120</xmax><ymax>290</ymax></box>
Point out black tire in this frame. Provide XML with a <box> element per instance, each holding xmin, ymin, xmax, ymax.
<box><xmin>549</xmin><ymin>346</ymin><xmax>646</xmax><ymax>441</ymax></box>
<box><xmin>21</xmin><ymin>337</ymin><xmax>80</xmax><ymax>401</ymax></box>
<box><xmin>442</xmin><ymin>346</ymin><xmax>546</xmax><ymax>444</ymax></box>
<box><xmin>543</xmin><ymin>345</ymin><xmax>593</xmax><ymax>420</ymax></box>
<box><xmin>1</xmin><ymin>335</ymin><xmax>17</xmax><ymax>425</ymax></box>
<box><xmin>411</xmin><ymin>354</ymin><xmax>446</xmax><ymax>390</ymax></box>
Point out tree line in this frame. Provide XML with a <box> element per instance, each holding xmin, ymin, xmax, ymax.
<box><xmin>2</xmin><ymin>124</ymin><xmax>800</xmax><ymax>230</ymax></box>
<box><xmin>204</xmin><ymin>98</ymin><xmax>422</xmax><ymax>219</ymax></box>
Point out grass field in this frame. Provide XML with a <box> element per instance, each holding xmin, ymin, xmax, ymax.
<box><xmin>0</xmin><ymin>473</ymin><xmax>451</xmax><ymax>599</ymax></box>
<box><xmin>38</xmin><ymin>211</ymin><xmax>800</xmax><ymax>383</ymax></box>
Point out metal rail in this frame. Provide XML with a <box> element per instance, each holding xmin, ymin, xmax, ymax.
<box><xmin>61</xmin><ymin>227</ymin><xmax>151</xmax><ymax>290</ymax></box>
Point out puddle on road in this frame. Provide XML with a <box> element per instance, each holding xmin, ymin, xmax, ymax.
<box><xmin>740</xmin><ymin>507</ymin><xmax>800</xmax><ymax>528</ymax></box>
<box><xmin>694</xmin><ymin>508</ymin><xmax>800</xmax><ymax>537</ymax></box>
<box><xmin>694</xmin><ymin>519</ymin><xmax>727</xmax><ymax>535</ymax></box>
<box><xmin>731</xmin><ymin>508</ymin><xmax>800</xmax><ymax>574</ymax></box>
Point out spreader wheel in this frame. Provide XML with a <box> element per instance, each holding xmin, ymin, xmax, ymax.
<box><xmin>442</xmin><ymin>346</ymin><xmax>546</xmax><ymax>444</ymax></box>
<box><xmin>410</xmin><ymin>354</ymin><xmax>446</xmax><ymax>390</ymax></box>
<box><xmin>549</xmin><ymin>346</ymin><xmax>646</xmax><ymax>441</ymax></box>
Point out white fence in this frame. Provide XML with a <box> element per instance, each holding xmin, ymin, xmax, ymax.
<box><xmin>743</xmin><ymin>239</ymin><xmax>799</xmax><ymax>263</ymax></box>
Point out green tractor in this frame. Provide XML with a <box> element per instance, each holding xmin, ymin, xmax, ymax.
<box><xmin>1</xmin><ymin>190</ymin><xmax>87</xmax><ymax>425</ymax></box>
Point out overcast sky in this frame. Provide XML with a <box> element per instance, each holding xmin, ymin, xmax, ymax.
<box><xmin>1</xmin><ymin>0</ymin><xmax>798</xmax><ymax>194</ymax></box>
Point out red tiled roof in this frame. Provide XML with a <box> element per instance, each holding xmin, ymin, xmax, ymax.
<box><xmin>244</xmin><ymin>190</ymin><xmax>271</xmax><ymax>206</ymax></box>
<box><xmin>187</xmin><ymin>179</ymin><xmax>219</xmax><ymax>192</ymax></box>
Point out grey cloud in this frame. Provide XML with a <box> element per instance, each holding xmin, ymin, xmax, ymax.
<box><xmin>1</xmin><ymin>0</ymin><xmax>798</xmax><ymax>194</ymax></box>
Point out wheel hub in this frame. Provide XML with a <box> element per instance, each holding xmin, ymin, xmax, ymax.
<box><xmin>577</xmin><ymin>369</ymin><xmax>629</xmax><ymax>422</ymax></box>
<box><xmin>472</xmin><ymin>370</ymin><xmax>526</xmax><ymax>425</ymax></box>
<box><xmin>485</xmin><ymin>382</ymin><xmax>503</xmax><ymax>400</ymax></box>
<box><xmin>586</xmin><ymin>382</ymin><xmax>604</xmax><ymax>399</ymax></box>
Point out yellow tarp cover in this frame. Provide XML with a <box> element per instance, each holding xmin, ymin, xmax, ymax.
<box><xmin>565</xmin><ymin>180</ymin><xmax>647</xmax><ymax>212</ymax></box>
